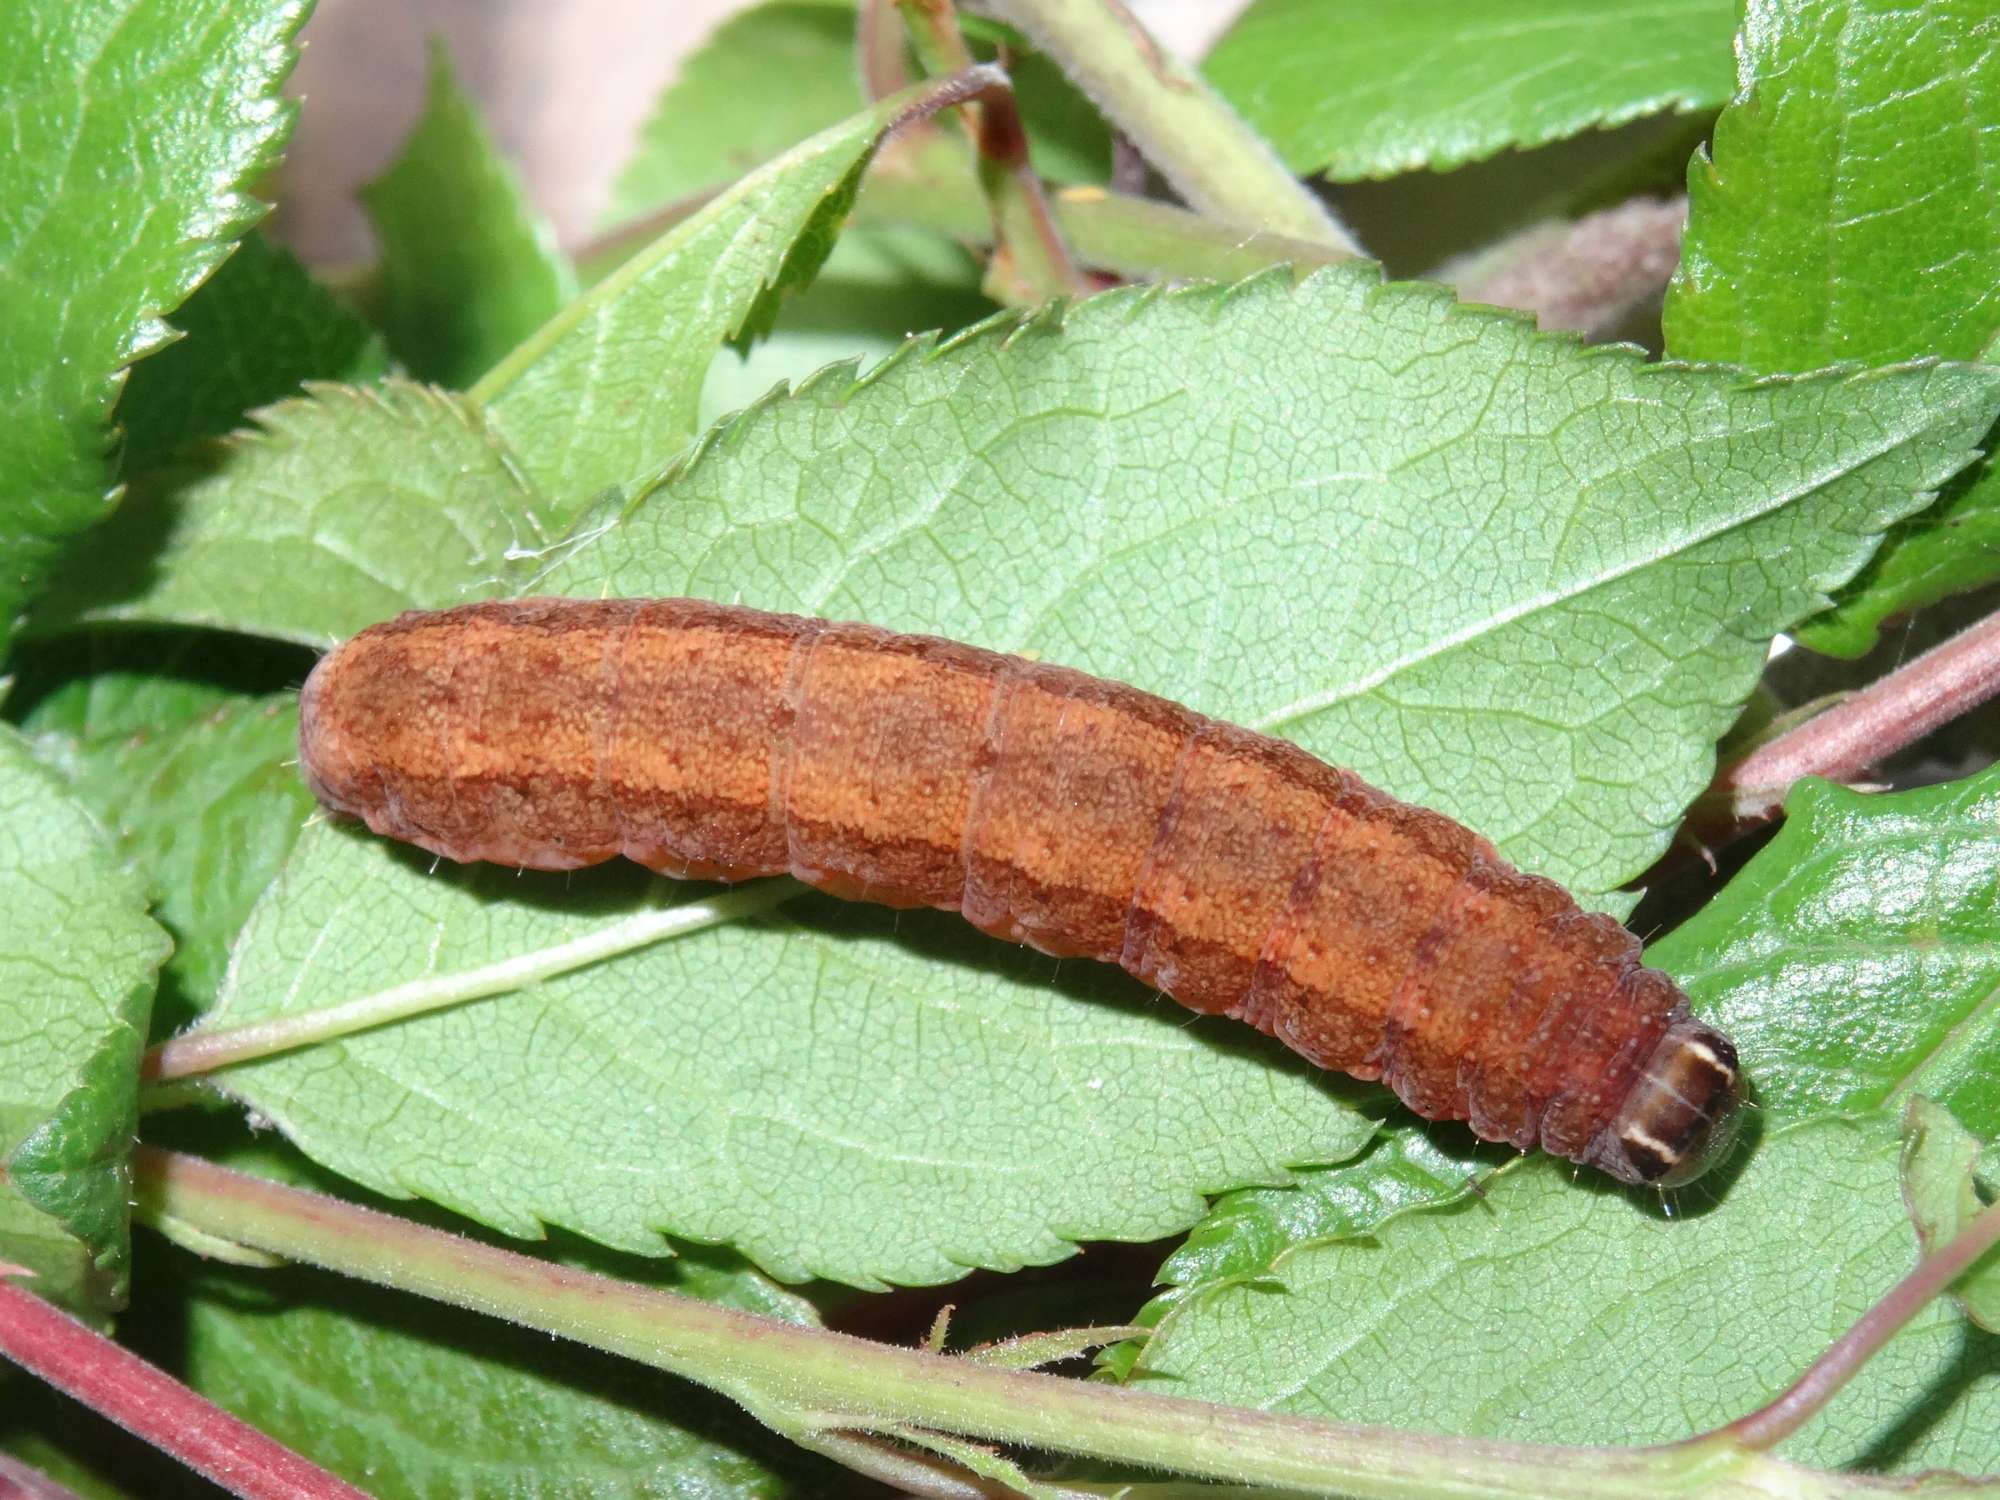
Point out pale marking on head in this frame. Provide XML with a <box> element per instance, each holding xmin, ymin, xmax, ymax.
<box><xmin>1620</xmin><ymin>1122</ymin><xmax>1680</xmax><ymax>1159</ymax></box>
<box><xmin>1676</xmin><ymin>1036</ymin><xmax>1734</xmax><ymax>1076</ymax></box>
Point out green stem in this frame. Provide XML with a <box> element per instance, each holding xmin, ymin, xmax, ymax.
<box><xmin>786</xmin><ymin>1427</ymin><xmax>1015</xmax><ymax>1498</ymax></box>
<box><xmin>861</xmin><ymin>132</ymin><xmax>1348</xmax><ymax>282</ymax></box>
<box><xmin>131</xmin><ymin>1149</ymin><xmax>1988</xmax><ymax>1500</ymax></box>
<box><xmin>979</xmin><ymin>0</ymin><xmax>1358</xmax><ymax>255</ymax></box>
<box><xmin>897</xmin><ymin>0</ymin><xmax>1091</xmax><ymax>302</ymax></box>
<box><xmin>141</xmin><ymin>881</ymin><xmax>794</xmax><ymax>1084</ymax></box>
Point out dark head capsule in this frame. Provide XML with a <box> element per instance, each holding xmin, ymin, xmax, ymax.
<box><xmin>1587</xmin><ymin>1015</ymin><xmax>1744</xmax><ymax>1188</ymax></box>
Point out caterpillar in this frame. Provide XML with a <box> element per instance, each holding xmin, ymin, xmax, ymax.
<box><xmin>298</xmin><ymin>597</ymin><xmax>1744</xmax><ymax>1188</ymax></box>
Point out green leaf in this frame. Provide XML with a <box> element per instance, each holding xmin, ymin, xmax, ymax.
<box><xmin>26</xmin><ymin>694</ymin><xmax>313</xmax><ymax>1030</ymax></box>
<box><xmin>1097</xmin><ymin>1120</ymin><xmax>1509</xmax><ymax>1379</ymax></box>
<box><xmin>697</xmin><ymin>226</ymin><xmax>990</xmax><ymax>429</ymax></box>
<box><xmin>1203</xmin><ymin>0</ymin><xmax>1737</xmax><ymax>181</ymax></box>
<box><xmin>1134</xmin><ymin>1114</ymin><xmax>1999</xmax><ymax>1473</ymax></box>
<box><xmin>480</xmin><ymin>78</ymin><xmax>947</xmax><ymax>525</ymax></box>
<box><xmin>1664</xmin><ymin>0</ymin><xmax>2000</xmax><ymax>655</ymax></box>
<box><xmin>164</xmin><ymin>1251</ymin><xmax>837</xmax><ymax>1499</ymax></box>
<box><xmin>1155</xmin><ymin>1125</ymin><xmax>1508</xmax><ymax>1294</ymax></box>
<box><xmin>205</xmin><ymin>825</ymin><xmax>1374</xmax><ymax>1288</ymax></box>
<box><xmin>1901</xmin><ymin>1097</ymin><xmax>2000</xmax><ymax>1332</ymax></box>
<box><xmin>605</xmin><ymin>1</ymin><xmax>870</xmax><ymax>220</ymax></box>
<box><xmin>1648</xmin><ymin>769</ymin><xmax>2000</xmax><ymax>1140</ymax></box>
<box><xmin>0</xmin><ymin>0</ymin><xmax>309</xmax><ymax>656</ymax></box>
<box><xmin>1667</xmin><ymin>0</ymin><xmax>2000</xmax><ymax>370</ymax></box>
<box><xmin>35</xmin><ymin>380</ymin><xmax>544</xmax><ymax>647</ymax></box>
<box><xmin>0</xmin><ymin>726</ymin><xmax>169</xmax><ymax>1315</ymax></box>
<box><xmin>212</xmin><ymin>271</ymin><xmax>1999</xmax><ymax>1291</ymax></box>
<box><xmin>544</xmin><ymin>271</ymin><xmax>1998</xmax><ymax>903</ymax></box>
<box><xmin>118</xmin><ymin>233</ymin><xmax>386</xmax><ymax>475</ymax></box>
<box><xmin>360</xmin><ymin>44</ymin><xmax>576</xmax><ymax>389</ymax></box>
<box><xmin>1794</xmin><ymin>455</ymin><xmax>2000</xmax><ymax>657</ymax></box>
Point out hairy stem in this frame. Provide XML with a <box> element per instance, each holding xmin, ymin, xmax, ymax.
<box><xmin>0</xmin><ymin>1272</ymin><xmax>368</xmax><ymax>1500</ymax></box>
<box><xmin>1441</xmin><ymin>196</ymin><xmax>1687</xmax><ymax>340</ymax></box>
<box><xmin>1726</xmin><ymin>603</ymin><xmax>2000</xmax><ymax>814</ymax></box>
<box><xmin>130</xmin><ymin>1150</ymin><xmax>1996</xmax><ymax>1500</ymax></box>
<box><xmin>142</xmin><ymin>880</ymin><xmax>794</xmax><ymax>1084</ymax></box>
<box><xmin>787</xmin><ymin>1428</ymin><xmax>1019</xmax><ymax>1498</ymax></box>
<box><xmin>0</xmin><ymin>1454</ymin><xmax>90</xmax><ymax>1500</ymax></box>
<box><xmin>898</xmin><ymin>0</ymin><xmax>1091</xmax><ymax>301</ymax></box>
<box><xmin>976</xmin><ymin>0</ymin><xmax>1359</xmax><ymax>255</ymax></box>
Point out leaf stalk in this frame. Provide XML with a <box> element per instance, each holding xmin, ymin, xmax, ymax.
<box><xmin>896</xmin><ymin>0</ymin><xmax>1092</xmax><ymax>302</ymax></box>
<box><xmin>141</xmin><ymin>880</ymin><xmax>794</xmax><ymax>1084</ymax></box>
<box><xmin>1704</xmin><ymin>1196</ymin><xmax>2000</xmax><ymax>1453</ymax></box>
<box><xmin>973</xmin><ymin>0</ymin><xmax>1360</xmax><ymax>255</ymax></box>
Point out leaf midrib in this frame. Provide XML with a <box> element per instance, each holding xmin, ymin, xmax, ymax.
<box><xmin>1254</xmin><ymin>379</ymin><xmax>1974</xmax><ymax>733</ymax></box>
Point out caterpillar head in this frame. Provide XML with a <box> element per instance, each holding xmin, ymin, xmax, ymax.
<box><xmin>1592</xmin><ymin>1015</ymin><xmax>1744</xmax><ymax>1189</ymax></box>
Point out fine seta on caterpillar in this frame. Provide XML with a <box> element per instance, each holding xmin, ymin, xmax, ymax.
<box><xmin>298</xmin><ymin>596</ymin><xmax>1745</xmax><ymax>1190</ymax></box>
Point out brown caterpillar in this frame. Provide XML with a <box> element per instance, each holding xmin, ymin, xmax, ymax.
<box><xmin>298</xmin><ymin>597</ymin><xmax>1743</xmax><ymax>1187</ymax></box>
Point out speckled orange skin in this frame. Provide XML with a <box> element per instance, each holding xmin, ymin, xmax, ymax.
<box><xmin>300</xmin><ymin>597</ymin><xmax>1742</xmax><ymax>1186</ymax></box>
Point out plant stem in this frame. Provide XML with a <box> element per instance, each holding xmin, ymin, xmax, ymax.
<box><xmin>0</xmin><ymin>1453</ymin><xmax>91</xmax><ymax>1500</ymax></box>
<box><xmin>898</xmin><ymin>0</ymin><xmax>1092</xmax><ymax>302</ymax></box>
<box><xmin>141</xmin><ymin>881</ymin><xmax>794</xmax><ymax>1084</ymax></box>
<box><xmin>788</xmin><ymin>1428</ymin><xmax>1020</xmax><ymax>1498</ymax></box>
<box><xmin>861</xmin><ymin>131</ymin><xmax>1348</xmax><ymax>283</ymax></box>
<box><xmin>0</xmin><ymin>1272</ymin><xmax>368</xmax><ymax>1500</ymax></box>
<box><xmin>130</xmin><ymin>1149</ymin><xmax>1992</xmax><ymax>1500</ymax></box>
<box><xmin>1729</xmin><ymin>603</ymin><xmax>2000</xmax><ymax>809</ymax></box>
<box><xmin>1700</xmin><ymin>1198</ymin><xmax>2000</xmax><ymax>1452</ymax></box>
<box><xmin>857</xmin><ymin>0</ymin><xmax>910</xmax><ymax>101</ymax></box>
<box><xmin>1441</xmin><ymin>196</ymin><xmax>1687</xmax><ymax>340</ymax></box>
<box><xmin>977</xmin><ymin>0</ymin><xmax>1359</xmax><ymax>255</ymax></box>
<box><xmin>1676</xmin><ymin>601</ymin><xmax>2000</xmax><ymax>861</ymax></box>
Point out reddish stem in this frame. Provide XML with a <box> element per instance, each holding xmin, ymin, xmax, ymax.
<box><xmin>0</xmin><ymin>1274</ymin><xmax>368</xmax><ymax>1500</ymax></box>
<box><xmin>0</xmin><ymin>1453</ymin><xmax>91</xmax><ymax>1500</ymax></box>
<box><xmin>1448</xmin><ymin>196</ymin><xmax>1687</xmax><ymax>341</ymax></box>
<box><xmin>1705</xmin><ymin>1197</ymin><xmax>2000</xmax><ymax>1451</ymax></box>
<box><xmin>1670</xmin><ymin>602</ymin><xmax>2000</xmax><ymax>865</ymax></box>
<box><xmin>897</xmin><ymin>0</ymin><xmax>1091</xmax><ymax>300</ymax></box>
